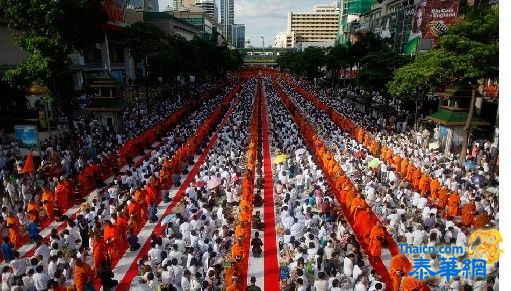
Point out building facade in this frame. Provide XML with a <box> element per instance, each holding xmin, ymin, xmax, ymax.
<box><xmin>274</xmin><ymin>31</ymin><xmax>296</xmax><ymax>48</ymax></box>
<box><xmin>337</xmin><ymin>0</ymin><xmax>373</xmax><ymax>44</ymax></box>
<box><xmin>195</xmin><ymin>0</ymin><xmax>218</xmax><ymax>23</ymax></box>
<box><xmin>171</xmin><ymin>6</ymin><xmax>217</xmax><ymax>41</ymax></box>
<box><xmin>286</xmin><ymin>3</ymin><xmax>339</xmax><ymax>48</ymax></box>
<box><xmin>220</xmin><ymin>0</ymin><xmax>234</xmax><ymax>43</ymax></box>
<box><xmin>127</xmin><ymin>0</ymin><xmax>159</xmax><ymax>11</ymax></box>
<box><xmin>231</xmin><ymin>24</ymin><xmax>245</xmax><ymax>48</ymax></box>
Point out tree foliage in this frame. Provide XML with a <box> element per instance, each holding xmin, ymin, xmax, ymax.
<box><xmin>0</xmin><ymin>0</ymin><xmax>107</xmax><ymax>101</ymax></box>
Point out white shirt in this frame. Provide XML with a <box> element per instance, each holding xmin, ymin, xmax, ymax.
<box><xmin>32</xmin><ymin>273</ymin><xmax>49</xmax><ymax>291</ymax></box>
<box><xmin>343</xmin><ymin>257</ymin><xmax>353</xmax><ymax>277</ymax></box>
<box><xmin>354</xmin><ymin>281</ymin><xmax>368</xmax><ymax>291</ymax></box>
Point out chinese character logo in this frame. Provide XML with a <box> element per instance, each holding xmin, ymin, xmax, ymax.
<box><xmin>467</xmin><ymin>229</ymin><xmax>503</xmax><ymax>265</ymax></box>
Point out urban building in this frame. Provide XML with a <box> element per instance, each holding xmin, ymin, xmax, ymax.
<box><xmin>173</xmin><ymin>0</ymin><xmax>196</xmax><ymax>11</ymax></box>
<box><xmin>337</xmin><ymin>0</ymin><xmax>373</xmax><ymax>44</ymax></box>
<box><xmin>220</xmin><ymin>0</ymin><xmax>234</xmax><ymax>43</ymax></box>
<box><xmin>195</xmin><ymin>0</ymin><xmax>218</xmax><ymax>23</ymax></box>
<box><xmin>171</xmin><ymin>6</ymin><xmax>217</xmax><ymax>42</ymax></box>
<box><xmin>231</xmin><ymin>24</ymin><xmax>245</xmax><ymax>48</ymax></box>
<box><xmin>274</xmin><ymin>31</ymin><xmax>296</xmax><ymax>48</ymax></box>
<box><xmin>126</xmin><ymin>10</ymin><xmax>201</xmax><ymax>41</ymax></box>
<box><xmin>286</xmin><ymin>2</ymin><xmax>339</xmax><ymax>48</ymax></box>
<box><xmin>127</xmin><ymin>0</ymin><xmax>159</xmax><ymax>12</ymax></box>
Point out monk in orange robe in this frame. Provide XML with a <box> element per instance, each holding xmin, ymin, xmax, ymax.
<box><xmin>400</xmin><ymin>159</ymin><xmax>409</xmax><ymax>176</ymax></box>
<box><xmin>128</xmin><ymin>200</ymin><xmax>141</xmax><ymax>231</ymax></box>
<box><xmin>401</xmin><ymin>276</ymin><xmax>428</xmax><ymax>291</ymax></box>
<box><xmin>447</xmin><ymin>193</ymin><xmax>461</xmax><ymax>217</ymax></box>
<box><xmin>461</xmin><ymin>202</ymin><xmax>476</xmax><ymax>227</ymax></box>
<box><xmin>103</xmin><ymin>220</ymin><xmax>119</xmax><ymax>259</ymax></box>
<box><xmin>390</xmin><ymin>254</ymin><xmax>413</xmax><ymax>291</ymax></box>
<box><xmin>430</xmin><ymin>179</ymin><xmax>441</xmax><ymax>200</ymax></box>
<box><xmin>73</xmin><ymin>258</ymin><xmax>96</xmax><ymax>291</ymax></box>
<box><xmin>393</xmin><ymin>155</ymin><xmax>402</xmax><ymax>173</ymax></box>
<box><xmin>418</xmin><ymin>175</ymin><xmax>430</xmax><ymax>196</ymax></box>
<box><xmin>92</xmin><ymin>234</ymin><xmax>106</xmax><ymax>270</ymax></box>
<box><xmin>406</xmin><ymin>164</ymin><xmax>415</xmax><ymax>181</ymax></box>
<box><xmin>55</xmin><ymin>180</ymin><xmax>70</xmax><ymax>213</ymax></box>
<box><xmin>412</xmin><ymin>169</ymin><xmax>422</xmax><ymax>189</ymax></box>
<box><xmin>368</xmin><ymin>223</ymin><xmax>385</xmax><ymax>257</ymax></box>
<box><xmin>350</xmin><ymin>194</ymin><xmax>366</xmax><ymax>219</ymax></box>
<box><xmin>438</xmin><ymin>187</ymin><xmax>449</xmax><ymax>209</ymax></box>
<box><xmin>41</xmin><ymin>188</ymin><xmax>55</xmax><ymax>221</ymax></box>
<box><xmin>231</xmin><ymin>239</ymin><xmax>244</xmax><ymax>262</ymax></box>
<box><xmin>115</xmin><ymin>212</ymin><xmax>129</xmax><ymax>249</ymax></box>
<box><xmin>6</xmin><ymin>214</ymin><xmax>21</xmax><ymax>247</ymax></box>
<box><xmin>354</xmin><ymin>210</ymin><xmax>373</xmax><ymax>239</ymax></box>
<box><xmin>27</xmin><ymin>199</ymin><xmax>39</xmax><ymax>222</ymax></box>
<box><xmin>473</xmin><ymin>213</ymin><xmax>491</xmax><ymax>229</ymax></box>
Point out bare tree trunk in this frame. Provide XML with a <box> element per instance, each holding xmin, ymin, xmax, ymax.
<box><xmin>460</xmin><ymin>87</ymin><xmax>477</xmax><ymax>163</ymax></box>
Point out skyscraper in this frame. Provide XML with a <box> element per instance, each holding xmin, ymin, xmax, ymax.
<box><xmin>195</xmin><ymin>0</ymin><xmax>218</xmax><ymax>23</ymax></box>
<box><xmin>126</xmin><ymin>0</ymin><xmax>159</xmax><ymax>11</ymax></box>
<box><xmin>220</xmin><ymin>0</ymin><xmax>234</xmax><ymax>43</ymax></box>
<box><xmin>231</xmin><ymin>24</ymin><xmax>245</xmax><ymax>48</ymax></box>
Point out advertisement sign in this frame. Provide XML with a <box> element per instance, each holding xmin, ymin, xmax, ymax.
<box><xmin>412</xmin><ymin>0</ymin><xmax>460</xmax><ymax>46</ymax></box>
<box><xmin>14</xmin><ymin>125</ymin><xmax>40</xmax><ymax>156</ymax></box>
<box><xmin>102</xmin><ymin>0</ymin><xmax>125</xmax><ymax>25</ymax></box>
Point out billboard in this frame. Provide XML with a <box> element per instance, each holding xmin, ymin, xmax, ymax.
<box><xmin>102</xmin><ymin>0</ymin><xmax>125</xmax><ymax>25</ymax></box>
<box><xmin>14</xmin><ymin>125</ymin><xmax>40</xmax><ymax>156</ymax></box>
<box><xmin>412</xmin><ymin>0</ymin><xmax>460</xmax><ymax>46</ymax></box>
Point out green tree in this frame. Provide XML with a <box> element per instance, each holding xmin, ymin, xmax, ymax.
<box><xmin>388</xmin><ymin>7</ymin><xmax>498</xmax><ymax>162</ymax></box>
<box><xmin>358</xmin><ymin>50</ymin><xmax>410</xmax><ymax>91</ymax></box>
<box><xmin>121</xmin><ymin>22</ymin><xmax>167</xmax><ymax>97</ymax></box>
<box><xmin>0</xmin><ymin>0</ymin><xmax>107</xmax><ymax>130</ymax></box>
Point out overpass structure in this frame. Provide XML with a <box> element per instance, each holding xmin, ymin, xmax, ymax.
<box><xmin>239</xmin><ymin>48</ymin><xmax>293</xmax><ymax>66</ymax></box>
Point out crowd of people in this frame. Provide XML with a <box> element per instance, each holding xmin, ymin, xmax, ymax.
<box><xmin>0</xmin><ymin>68</ymin><xmax>500</xmax><ymax>291</ymax></box>
<box><xmin>263</xmin><ymin>78</ymin><xmax>387</xmax><ymax>291</ymax></box>
<box><xmin>275</xmin><ymin>76</ymin><xmax>499</xmax><ymax>290</ymax></box>
<box><xmin>0</xmin><ymin>78</ymin><xmax>238</xmax><ymax>290</ymax></box>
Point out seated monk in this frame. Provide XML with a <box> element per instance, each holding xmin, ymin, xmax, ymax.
<box><xmin>41</xmin><ymin>188</ymin><xmax>55</xmax><ymax>221</ymax></box>
<box><xmin>368</xmin><ymin>222</ymin><xmax>386</xmax><ymax>257</ymax></box>
<box><xmin>430</xmin><ymin>179</ymin><xmax>441</xmax><ymax>201</ymax></box>
<box><xmin>447</xmin><ymin>193</ymin><xmax>461</xmax><ymax>218</ymax></box>
<box><xmin>350</xmin><ymin>194</ymin><xmax>366</xmax><ymax>219</ymax></box>
<box><xmin>393</xmin><ymin>155</ymin><xmax>402</xmax><ymax>173</ymax></box>
<box><xmin>461</xmin><ymin>202</ymin><xmax>476</xmax><ymax>227</ymax></box>
<box><xmin>390</xmin><ymin>254</ymin><xmax>413</xmax><ymax>291</ymax></box>
<box><xmin>27</xmin><ymin>199</ymin><xmax>39</xmax><ymax>222</ymax></box>
<box><xmin>401</xmin><ymin>276</ymin><xmax>428</xmax><ymax>291</ymax></box>
<box><xmin>231</xmin><ymin>239</ymin><xmax>245</xmax><ymax>262</ymax></box>
<box><xmin>412</xmin><ymin>169</ymin><xmax>422</xmax><ymax>189</ymax></box>
<box><xmin>6</xmin><ymin>214</ymin><xmax>21</xmax><ymax>247</ymax></box>
<box><xmin>55</xmin><ymin>180</ymin><xmax>70</xmax><ymax>213</ymax></box>
<box><xmin>438</xmin><ymin>187</ymin><xmax>449</xmax><ymax>209</ymax></box>
<box><xmin>400</xmin><ymin>159</ymin><xmax>409</xmax><ymax>176</ymax></box>
<box><xmin>418</xmin><ymin>175</ymin><xmax>430</xmax><ymax>196</ymax></box>
<box><xmin>473</xmin><ymin>212</ymin><xmax>491</xmax><ymax>229</ymax></box>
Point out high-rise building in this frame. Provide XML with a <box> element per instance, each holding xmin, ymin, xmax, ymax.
<box><xmin>126</xmin><ymin>0</ymin><xmax>159</xmax><ymax>12</ymax></box>
<box><xmin>195</xmin><ymin>0</ymin><xmax>218</xmax><ymax>23</ymax></box>
<box><xmin>220</xmin><ymin>0</ymin><xmax>234</xmax><ymax>43</ymax></box>
<box><xmin>173</xmin><ymin>0</ymin><xmax>195</xmax><ymax>11</ymax></box>
<box><xmin>231</xmin><ymin>24</ymin><xmax>245</xmax><ymax>48</ymax></box>
<box><xmin>337</xmin><ymin>0</ymin><xmax>373</xmax><ymax>44</ymax></box>
<box><xmin>274</xmin><ymin>31</ymin><xmax>296</xmax><ymax>48</ymax></box>
<box><xmin>286</xmin><ymin>3</ymin><xmax>339</xmax><ymax>47</ymax></box>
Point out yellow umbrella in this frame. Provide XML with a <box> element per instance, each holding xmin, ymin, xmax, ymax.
<box><xmin>273</xmin><ymin>154</ymin><xmax>288</xmax><ymax>164</ymax></box>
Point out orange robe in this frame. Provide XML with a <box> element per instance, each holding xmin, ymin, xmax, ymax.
<box><xmin>430</xmin><ymin>179</ymin><xmax>441</xmax><ymax>200</ymax></box>
<box><xmin>447</xmin><ymin>193</ymin><xmax>460</xmax><ymax>217</ymax></box>
<box><xmin>461</xmin><ymin>203</ymin><xmax>476</xmax><ymax>227</ymax></box>
<box><xmin>473</xmin><ymin>213</ymin><xmax>491</xmax><ymax>229</ymax></box>
<box><xmin>92</xmin><ymin>238</ymin><xmax>106</xmax><ymax>270</ymax></box>
<box><xmin>6</xmin><ymin>215</ymin><xmax>20</xmax><ymax>247</ymax></box>
<box><xmin>390</xmin><ymin>255</ymin><xmax>413</xmax><ymax>291</ymax></box>
<box><xmin>412</xmin><ymin>169</ymin><xmax>422</xmax><ymax>189</ymax></box>
<box><xmin>400</xmin><ymin>159</ymin><xmax>409</xmax><ymax>176</ymax></box>
<box><xmin>354</xmin><ymin>210</ymin><xmax>373</xmax><ymax>240</ymax></box>
<box><xmin>402</xmin><ymin>276</ymin><xmax>428</xmax><ymax>291</ymax></box>
<box><xmin>104</xmin><ymin>224</ymin><xmax>119</xmax><ymax>259</ymax></box>
<box><xmin>73</xmin><ymin>261</ymin><xmax>96</xmax><ymax>291</ymax></box>
<box><xmin>41</xmin><ymin>190</ymin><xmax>55</xmax><ymax>220</ymax></box>
<box><xmin>418</xmin><ymin>175</ymin><xmax>430</xmax><ymax>195</ymax></box>
<box><xmin>438</xmin><ymin>188</ymin><xmax>449</xmax><ymax>209</ymax></box>
<box><xmin>116</xmin><ymin>216</ymin><xmax>129</xmax><ymax>248</ymax></box>
<box><xmin>27</xmin><ymin>201</ymin><xmax>39</xmax><ymax>222</ymax></box>
<box><xmin>368</xmin><ymin>225</ymin><xmax>385</xmax><ymax>257</ymax></box>
<box><xmin>55</xmin><ymin>182</ymin><xmax>70</xmax><ymax>212</ymax></box>
<box><xmin>231</xmin><ymin>242</ymin><xmax>244</xmax><ymax>260</ymax></box>
<box><xmin>350</xmin><ymin>197</ymin><xmax>366</xmax><ymax>218</ymax></box>
<box><xmin>393</xmin><ymin>156</ymin><xmax>402</xmax><ymax>173</ymax></box>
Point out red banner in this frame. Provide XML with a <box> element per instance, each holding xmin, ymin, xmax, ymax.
<box><xmin>102</xmin><ymin>0</ymin><xmax>125</xmax><ymax>24</ymax></box>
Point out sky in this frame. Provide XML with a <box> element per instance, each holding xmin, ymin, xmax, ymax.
<box><xmin>159</xmin><ymin>0</ymin><xmax>329</xmax><ymax>47</ymax></box>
